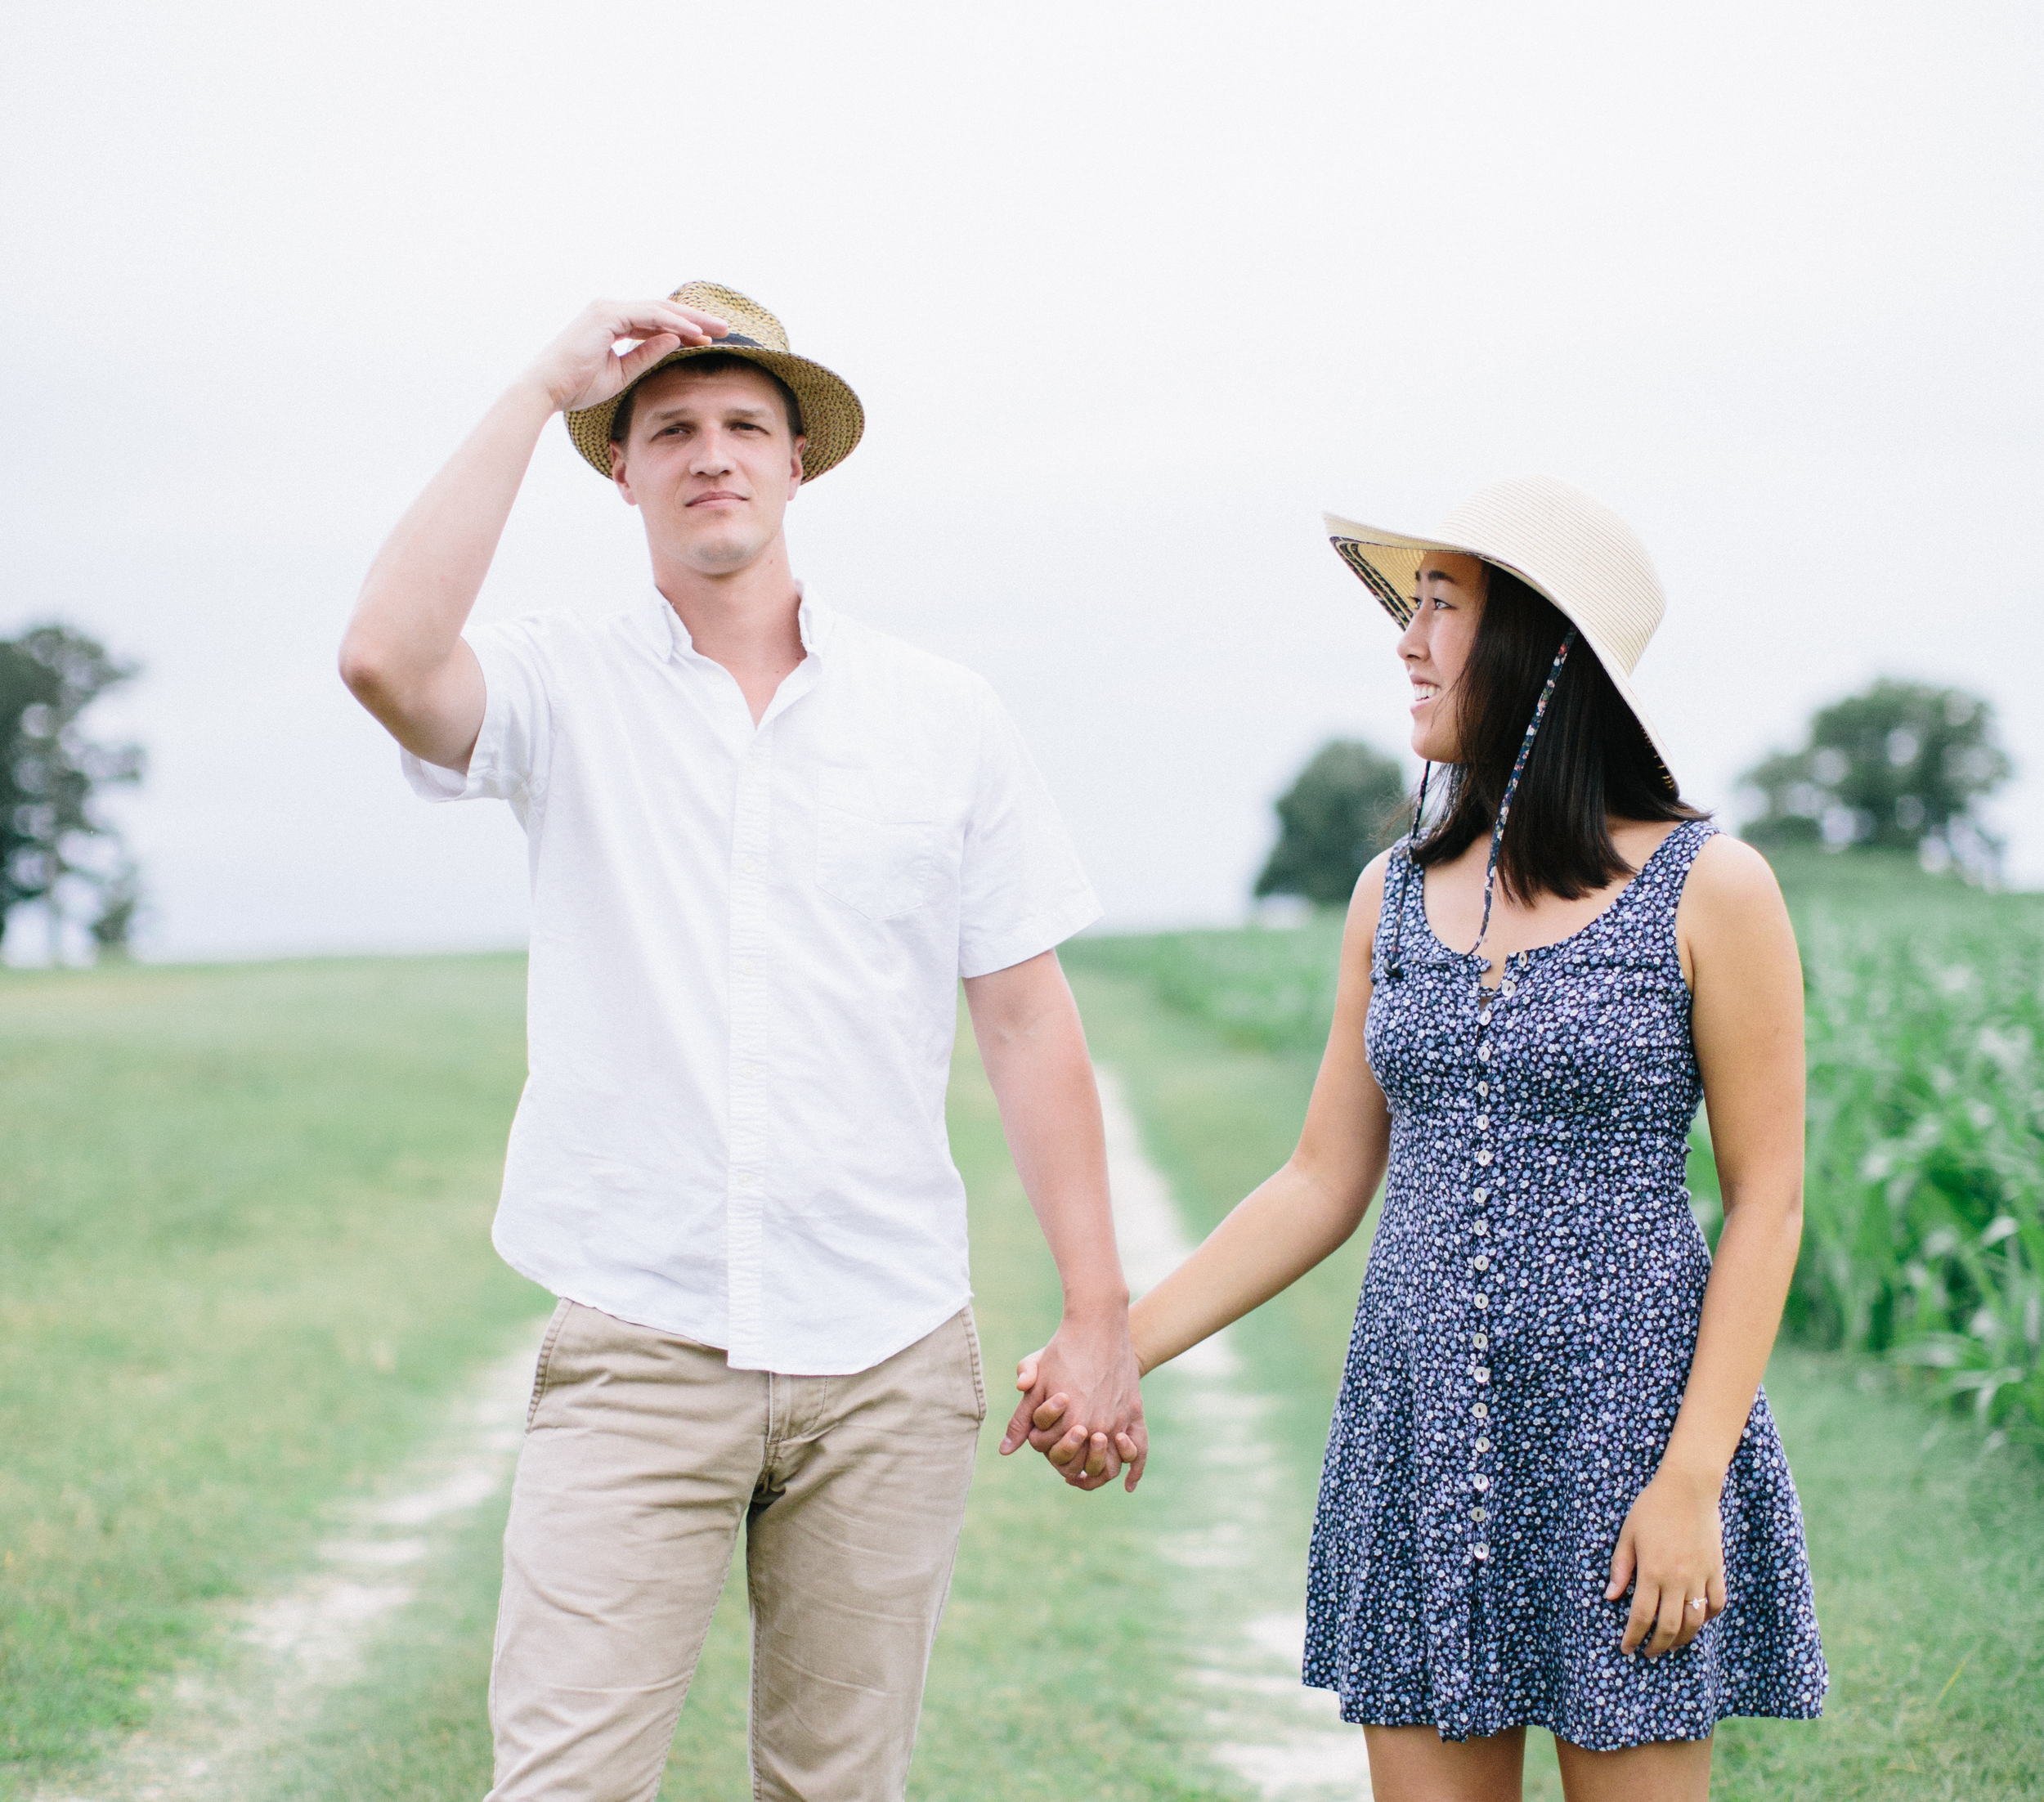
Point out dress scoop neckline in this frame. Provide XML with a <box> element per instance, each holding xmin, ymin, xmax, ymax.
<box><xmin>1415</xmin><ymin>819</ymin><xmax>1695</xmax><ymax>977</ymax></box>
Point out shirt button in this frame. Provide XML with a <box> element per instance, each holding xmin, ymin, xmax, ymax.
<box><xmin>1475</xmin><ymin>1437</ymin><xmax>1491</xmax><ymax>1453</ymax></box>
<box><xmin>1472</xmin><ymin>1401</ymin><xmax>1489</xmax><ymax>1419</ymax></box>
<box><xmin>1473</xmin><ymin>1188</ymin><xmax>1487</xmax><ymax>1204</ymax></box>
<box><xmin>1502</xmin><ymin>980</ymin><xmax>1517</xmax><ymax>996</ymax></box>
<box><xmin>1471</xmin><ymin>1254</ymin><xmax>1489</xmax><ymax>1271</ymax></box>
<box><xmin>1476</xmin><ymin>1114</ymin><xmax>1489</xmax><ymax>1132</ymax></box>
<box><xmin>740</xmin><ymin>854</ymin><xmax>759</xmax><ymax>875</ymax></box>
<box><xmin>1472</xmin><ymin>1544</ymin><xmax>1490</xmax><ymax>1561</ymax></box>
<box><xmin>1477</xmin><ymin>1044</ymin><xmax>1492</xmax><ymax>1063</ymax></box>
<box><xmin>1477</xmin><ymin>1081</ymin><xmax>1490</xmax><ymax>1097</ymax></box>
<box><xmin>1472</xmin><ymin>1334</ymin><xmax>1488</xmax><ymax>1351</ymax></box>
<box><xmin>1473</xmin><ymin>1220</ymin><xmax>1489</xmax><ymax>1235</ymax></box>
<box><xmin>1472</xmin><ymin>1473</ymin><xmax>1490</xmax><ymax>1491</ymax></box>
<box><xmin>1471</xmin><ymin>1366</ymin><xmax>1490</xmax><ymax>1383</ymax></box>
<box><xmin>1477</xmin><ymin>1007</ymin><xmax>1492</xmax><ymax>1026</ymax></box>
<box><xmin>1473</xmin><ymin>1294</ymin><xmax>1489</xmax><ymax>1311</ymax></box>
<box><xmin>1472</xmin><ymin>1506</ymin><xmax>1489</xmax><ymax>1522</ymax></box>
<box><xmin>1475</xmin><ymin>1148</ymin><xmax>1492</xmax><ymax>1166</ymax></box>
<box><xmin>737</xmin><ymin>1171</ymin><xmax>755</xmax><ymax>1188</ymax></box>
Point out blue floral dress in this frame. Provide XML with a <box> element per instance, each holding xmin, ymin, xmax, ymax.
<box><xmin>1302</xmin><ymin>820</ymin><xmax>1827</xmax><ymax>1749</ymax></box>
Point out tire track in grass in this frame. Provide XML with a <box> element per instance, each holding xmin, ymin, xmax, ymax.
<box><xmin>38</xmin><ymin>1328</ymin><xmax>546</xmax><ymax>1802</ymax></box>
<box><xmin>1098</xmin><ymin>1069</ymin><xmax>1374</xmax><ymax>1800</ymax></box>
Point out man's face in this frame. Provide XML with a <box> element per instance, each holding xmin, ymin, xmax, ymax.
<box><xmin>609</xmin><ymin>362</ymin><xmax>805</xmax><ymax>575</ymax></box>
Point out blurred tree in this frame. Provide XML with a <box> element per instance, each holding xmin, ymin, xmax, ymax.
<box><xmin>1254</xmin><ymin>737</ymin><xmax>1409</xmax><ymax>908</ymax></box>
<box><xmin>1741</xmin><ymin>679</ymin><xmax>2009</xmax><ymax>880</ymax></box>
<box><xmin>1</xmin><ymin>625</ymin><xmax>146</xmax><ymax>957</ymax></box>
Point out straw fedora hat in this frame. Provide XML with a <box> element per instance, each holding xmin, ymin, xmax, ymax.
<box><xmin>565</xmin><ymin>280</ymin><xmax>864</xmax><ymax>485</ymax></box>
<box><xmin>1323</xmin><ymin>474</ymin><xmax>1677</xmax><ymax>787</ymax></box>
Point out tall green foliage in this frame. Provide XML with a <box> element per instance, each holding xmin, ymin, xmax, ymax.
<box><xmin>1741</xmin><ymin>680</ymin><xmax>2008</xmax><ymax>880</ymax></box>
<box><xmin>1794</xmin><ymin>894</ymin><xmax>2044</xmax><ymax>1437</ymax></box>
<box><xmin>1253</xmin><ymin>737</ymin><xmax>1409</xmax><ymax>908</ymax></box>
<box><xmin>0</xmin><ymin>625</ymin><xmax>145</xmax><ymax>951</ymax></box>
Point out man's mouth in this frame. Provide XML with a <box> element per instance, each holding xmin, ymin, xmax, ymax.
<box><xmin>688</xmin><ymin>491</ymin><xmax>746</xmax><ymax>507</ymax></box>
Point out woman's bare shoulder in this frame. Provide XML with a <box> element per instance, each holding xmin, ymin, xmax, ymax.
<box><xmin>1678</xmin><ymin>832</ymin><xmax>1796</xmax><ymax>971</ymax></box>
<box><xmin>1683</xmin><ymin>831</ymin><xmax>1786</xmax><ymax>910</ymax></box>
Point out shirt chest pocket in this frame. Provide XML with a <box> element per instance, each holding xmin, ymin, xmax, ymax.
<box><xmin>815</xmin><ymin>767</ymin><xmax>943</xmax><ymax>921</ymax></box>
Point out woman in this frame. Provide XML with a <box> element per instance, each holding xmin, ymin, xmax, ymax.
<box><xmin>1018</xmin><ymin>477</ymin><xmax>1826</xmax><ymax>1799</ymax></box>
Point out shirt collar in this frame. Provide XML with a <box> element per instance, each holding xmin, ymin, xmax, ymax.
<box><xmin>630</xmin><ymin>583</ymin><xmax>834</xmax><ymax>664</ymax></box>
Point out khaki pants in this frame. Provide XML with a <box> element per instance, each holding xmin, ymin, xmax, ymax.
<box><xmin>487</xmin><ymin>1302</ymin><xmax>986</xmax><ymax>1802</ymax></box>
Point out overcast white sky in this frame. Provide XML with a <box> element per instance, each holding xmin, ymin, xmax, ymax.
<box><xmin>2</xmin><ymin>0</ymin><xmax>2038</xmax><ymax>962</ymax></box>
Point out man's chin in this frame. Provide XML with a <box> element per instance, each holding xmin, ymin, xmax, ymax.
<box><xmin>673</xmin><ymin>527</ymin><xmax>770</xmax><ymax>573</ymax></box>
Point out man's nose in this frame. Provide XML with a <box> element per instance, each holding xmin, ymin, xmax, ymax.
<box><xmin>689</xmin><ymin>430</ymin><xmax>735</xmax><ymax>474</ymax></box>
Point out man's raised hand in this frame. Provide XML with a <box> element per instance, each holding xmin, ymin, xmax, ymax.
<box><xmin>522</xmin><ymin>298</ymin><xmax>731</xmax><ymax>416</ymax></box>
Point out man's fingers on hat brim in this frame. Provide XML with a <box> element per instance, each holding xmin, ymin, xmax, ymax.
<box><xmin>612</xmin><ymin>303</ymin><xmax>725</xmax><ymax>344</ymax></box>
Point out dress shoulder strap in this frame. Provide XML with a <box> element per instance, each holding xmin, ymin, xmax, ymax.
<box><xmin>1372</xmin><ymin>838</ymin><xmax>1428</xmax><ymax>984</ymax></box>
<box><xmin>1630</xmin><ymin>818</ymin><xmax>1721</xmax><ymax>927</ymax></box>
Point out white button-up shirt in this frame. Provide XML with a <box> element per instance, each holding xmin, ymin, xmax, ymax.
<box><xmin>405</xmin><ymin>589</ymin><xmax>1099</xmax><ymax>1374</ymax></box>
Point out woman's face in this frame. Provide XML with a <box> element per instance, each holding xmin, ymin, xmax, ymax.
<box><xmin>1396</xmin><ymin>551</ymin><xmax>1486</xmax><ymax>763</ymax></box>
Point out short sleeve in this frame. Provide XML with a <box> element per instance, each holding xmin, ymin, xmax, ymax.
<box><xmin>401</xmin><ymin>620</ymin><xmax>554</xmax><ymax>806</ymax></box>
<box><xmin>956</xmin><ymin>679</ymin><xmax>1100</xmax><ymax>978</ymax></box>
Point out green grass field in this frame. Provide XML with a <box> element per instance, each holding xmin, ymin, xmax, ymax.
<box><xmin>3</xmin><ymin>934</ymin><xmax>2041</xmax><ymax>1799</ymax></box>
<box><xmin>0</xmin><ymin>958</ymin><xmax>1242</xmax><ymax>1802</ymax></box>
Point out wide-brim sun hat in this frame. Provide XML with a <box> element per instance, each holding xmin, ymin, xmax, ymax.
<box><xmin>564</xmin><ymin>280</ymin><xmax>864</xmax><ymax>485</ymax></box>
<box><xmin>1323</xmin><ymin>473</ymin><xmax>1677</xmax><ymax>789</ymax></box>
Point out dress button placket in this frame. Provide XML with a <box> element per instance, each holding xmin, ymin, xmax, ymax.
<box><xmin>1468</xmin><ymin>966</ymin><xmax>1498</xmax><ymax>1566</ymax></box>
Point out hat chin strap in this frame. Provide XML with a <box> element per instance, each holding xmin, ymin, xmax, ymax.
<box><xmin>1468</xmin><ymin>629</ymin><xmax>1577</xmax><ymax>970</ymax></box>
<box><xmin>1382</xmin><ymin>630</ymin><xmax>1576</xmax><ymax>984</ymax></box>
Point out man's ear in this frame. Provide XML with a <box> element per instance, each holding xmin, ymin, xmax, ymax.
<box><xmin>610</xmin><ymin>439</ymin><xmax>638</xmax><ymax>506</ymax></box>
<box><xmin>787</xmin><ymin>436</ymin><xmax>806</xmax><ymax>498</ymax></box>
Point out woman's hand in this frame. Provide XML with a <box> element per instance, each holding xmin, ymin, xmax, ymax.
<box><xmin>1605</xmin><ymin>1464</ymin><xmax>1728</xmax><ymax>1656</ymax></box>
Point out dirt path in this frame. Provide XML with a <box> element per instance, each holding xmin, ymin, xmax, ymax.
<box><xmin>1098</xmin><ymin>1068</ymin><xmax>1374</xmax><ymax>1800</ymax></box>
<box><xmin>37</xmin><ymin>1330</ymin><xmax>545</xmax><ymax>1802</ymax></box>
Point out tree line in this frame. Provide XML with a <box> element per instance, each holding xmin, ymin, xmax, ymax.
<box><xmin>1256</xmin><ymin>679</ymin><xmax>2012</xmax><ymax>907</ymax></box>
<box><xmin>2</xmin><ymin>625</ymin><xmax>145</xmax><ymax>960</ymax></box>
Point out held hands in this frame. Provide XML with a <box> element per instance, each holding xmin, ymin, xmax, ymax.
<box><xmin>998</xmin><ymin>1317</ymin><xmax>1147</xmax><ymax>1493</ymax></box>
<box><xmin>1605</xmin><ymin>1464</ymin><xmax>1728</xmax><ymax>1657</ymax></box>
<box><xmin>520</xmin><ymin>298</ymin><xmax>732</xmax><ymax>415</ymax></box>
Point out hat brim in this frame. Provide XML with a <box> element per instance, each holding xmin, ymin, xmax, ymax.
<box><xmin>566</xmin><ymin>341</ymin><xmax>864</xmax><ymax>485</ymax></box>
<box><xmin>1323</xmin><ymin>510</ymin><xmax>1678</xmax><ymax>790</ymax></box>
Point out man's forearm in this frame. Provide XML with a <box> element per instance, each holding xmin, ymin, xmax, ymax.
<box><xmin>966</xmin><ymin>959</ymin><xmax>1128</xmax><ymax>1314</ymax></box>
<box><xmin>338</xmin><ymin>378</ymin><xmax>555</xmax><ymax>763</ymax></box>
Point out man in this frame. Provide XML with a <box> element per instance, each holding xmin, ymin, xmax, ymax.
<box><xmin>338</xmin><ymin>281</ymin><xmax>1143</xmax><ymax>1801</ymax></box>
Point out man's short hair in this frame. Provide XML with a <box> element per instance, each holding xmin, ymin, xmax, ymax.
<box><xmin>609</xmin><ymin>354</ymin><xmax>805</xmax><ymax>448</ymax></box>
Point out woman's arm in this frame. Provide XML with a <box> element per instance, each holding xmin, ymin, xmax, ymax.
<box><xmin>1015</xmin><ymin>853</ymin><xmax>1396</xmax><ymax>1478</ymax></box>
<box><xmin>1607</xmin><ymin>834</ymin><xmax>1807</xmax><ymax>1657</ymax></box>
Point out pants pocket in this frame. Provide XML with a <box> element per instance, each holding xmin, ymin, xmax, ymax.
<box><xmin>961</xmin><ymin>1308</ymin><xmax>988</xmax><ymax>1423</ymax></box>
<box><xmin>527</xmin><ymin>1298</ymin><xmax>573</xmax><ymax>1432</ymax></box>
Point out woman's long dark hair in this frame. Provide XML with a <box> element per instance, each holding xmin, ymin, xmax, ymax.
<box><xmin>1410</xmin><ymin>567</ymin><xmax>1704</xmax><ymax>902</ymax></box>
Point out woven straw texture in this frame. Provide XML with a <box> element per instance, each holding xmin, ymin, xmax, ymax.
<box><xmin>564</xmin><ymin>281</ymin><xmax>864</xmax><ymax>483</ymax></box>
<box><xmin>1324</xmin><ymin>474</ymin><xmax>1676</xmax><ymax>784</ymax></box>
